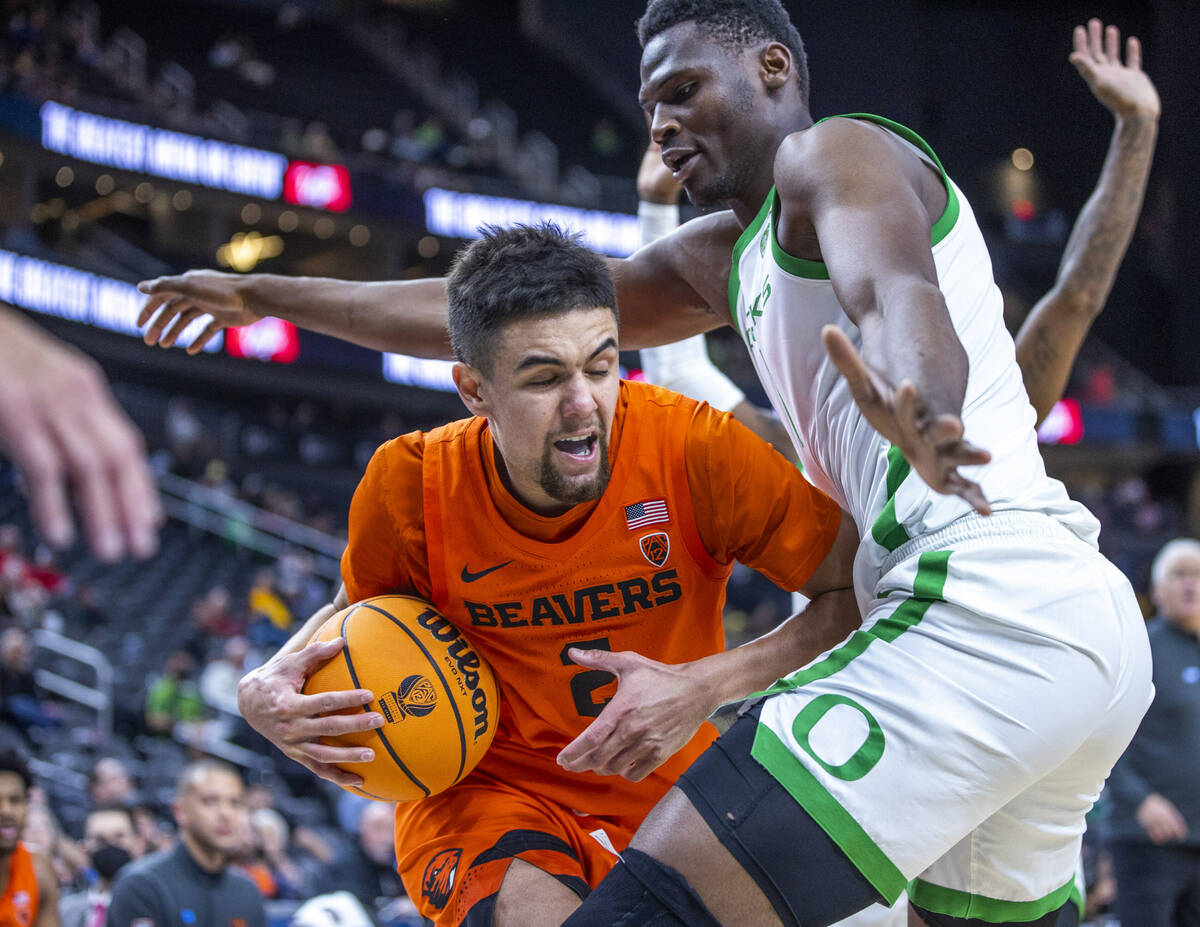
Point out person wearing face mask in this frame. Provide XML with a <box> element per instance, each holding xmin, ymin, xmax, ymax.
<box><xmin>58</xmin><ymin>806</ymin><xmax>142</xmax><ymax>927</ymax></box>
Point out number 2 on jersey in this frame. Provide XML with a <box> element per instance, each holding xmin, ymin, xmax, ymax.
<box><xmin>561</xmin><ymin>638</ymin><xmax>615</xmax><ymax>717</ymax></box>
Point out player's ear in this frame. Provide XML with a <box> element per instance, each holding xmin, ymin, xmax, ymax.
<box><xmin>453</xmin><ymin>362</ymin><xmax>490</xmax><ymax>416</ymax></box>
<box><xmin>760</xmin><ymin>41</ymin><xmax>791</xmax><ymax>90</ymax></box>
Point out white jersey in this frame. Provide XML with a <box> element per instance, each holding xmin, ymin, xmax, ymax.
<box><xmin>729</xmin><ymin>114</ymin><xmax>1099</xmax><ymax>600</ymax></box>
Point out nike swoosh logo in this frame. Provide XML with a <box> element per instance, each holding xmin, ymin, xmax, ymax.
<box><xmin>460</xmin><ymin>560</ymin><xmax>513</xmax><ymax>583</ymax></box>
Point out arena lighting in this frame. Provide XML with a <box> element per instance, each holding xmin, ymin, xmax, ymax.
<box><xmin>381</xmin><ymin>352</ymin><xmax>457</xmax><ymax>392</ymax></box>
<box><xmin>40</xmin><ymin>101</ymin><xmax>287</xmax><ymax>199</ymax></box>
<box><xmin>1036</xmin><ymin>399</ymin><xmax>1084</xmax><ymax>445</ymax></box>
<box><xmin>225</xmin><ymin>318</ymin><xmax>299</xmax><ymax>363</ymax></box>
<box><xmin>284</xmin><ymin>161</ymin><xmax>352</xmax><ymax>212</ymax></box>
<box><xmin>423</xmin><ymin>188</ymin><xmax>640</xmax><ymax>257</ymax></box>
<box><xmin>0</xmin><ymin>249</ymin><xmax>221</xmax><ymax>351</ymax></box>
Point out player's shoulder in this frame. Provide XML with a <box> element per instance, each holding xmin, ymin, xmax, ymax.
<box><xmin>624</xmin><ymin>378</ymin><xmax>704</xmax><ymax>417</ymax></box>
<box><xmin>775</xmin><ymin>117</ymin><xmax>904</xmax><ymax>198</ymax></box>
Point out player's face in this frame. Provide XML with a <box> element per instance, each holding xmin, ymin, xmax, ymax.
<box><xmin>172</xmin><ymin>768</ymin><xmax>247</xmax><ymax>863</ymax></box>
<box><xmin>639</xmin><ymin>21</ymin><xmax>767</xmax><ymax>207</ymax></box>
<box><xmin>1154</xmin><ymin>550</ymin><xmax>1200</xmax><ymax>627</ymax></box>
<box><xmin>0</xmin><ymin>771</ymin><xmax>29</xmax><ymax>854</ymax></box>
<box><xmin>465</xmin><ymin>307</ymin><xmax>620</xmax><ymax>516</ymax></box>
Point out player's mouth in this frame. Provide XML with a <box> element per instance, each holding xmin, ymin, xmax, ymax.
<box><xmin>0</xmin><ymin>822</ymin><xmax>19</xmax><ymax>842</ymax></box>
<box><xmin>664</xmin><ymin>148</ymin><xmax>700</xmax><ymax>183</ymax></box>
<box><xmin>553</xmin><ymin>432</ymin><xmax>599</xmax><ymax>464</ymax></box>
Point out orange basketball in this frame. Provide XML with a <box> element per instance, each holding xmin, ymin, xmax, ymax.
<box><xmin>303</xmin><ymin>595</ymin><xmax>500</xmax><ymax>802</ymax></box>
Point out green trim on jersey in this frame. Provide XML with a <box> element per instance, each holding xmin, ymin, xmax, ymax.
<box><xmin>752</xmin><ymin>723</ymin><xmax>908</xmax><ymax>904</ymax></box>
<box><xmin>908</xmin><ymin>876</ymin><xmax>1077</xmax><ymax>922</ymax></box>
<box><xmin>770</xmin><ymin>187</ymin><xmax>830</xmax><ymax>280</ymax></box>
<box><xmin>728</xmin><ymin>193</ymin><xmax>774</xmax><ymax>326</ymax></box>
<box><xmin>870</xmin><ymin>445</ymin><xmax>912</xmax><ymax>552</ymax></box>
<box><xmin>749</xmin><ymin>550</ymin><xmax>952</xmax><ymax>904</ymax></box>
<box><xmin>755</xmin><ymin>550</ymin><xmax>950</xmax><ymax>694</ymax></box>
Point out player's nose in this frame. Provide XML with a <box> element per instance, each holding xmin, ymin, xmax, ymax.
<box><xmin>649</xmin><ymin>105</ymin><xmax>680</xmax><ymax>146</ymax></box>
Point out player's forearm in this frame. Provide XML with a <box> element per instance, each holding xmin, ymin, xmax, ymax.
<box><xmin>270</xmin><ymin>586</ymin><xmax>349</xmax><ymax>663</ymax></box>
<box><xmin>1045</xmin><ymin>112</ymin><xmax>1156</xmax><ymax>319</ymax></box>
<box><xmin>865</xmin><ymin>291</ymin><xmax>969</xmax><ymax>420</ymax></box>
<box><xmin>242</xmin><ymin>274</ymin><xmax>453</xmax><ymax>357</ymax></box>
<box><xmin>688</xmin><ymin>587</ymin><xmax>858</xmax><ymax>710</ymax></box>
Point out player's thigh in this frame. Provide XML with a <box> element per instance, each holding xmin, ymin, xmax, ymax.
<box><xmin>494</xmin><ymin>858</ymin><xmax>585</xmax><ymax>927</ymax></box>
<box><xmin>394</xmin><ymin>779</ymin><xmax>619</xmax><ymax>926</ymax></box>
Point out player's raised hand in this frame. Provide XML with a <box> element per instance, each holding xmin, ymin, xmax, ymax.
<box><xmin>637</xmin><ymin>139</ymin><xmax>683</xmax><ymax>205</ymax></box>
<box><xmin>0</xmin><ymin>308</ymin><xmax>161</xmax><ymax>560</ymax></box>
<box><xmin>236</xmin><ymin>636</ymin><xmax>385</xmax><ymax>788</ymax></box>
<box><xmin>137</xmin><ymin>270</ymin><xmax>262</xmax><ymax>354</ymax></box>
<box><xmin>1070</xmin><ymin>19</ymin><xmax>1160</xmax><ymax>122</ymax></box>
<box><xmin>822</xmin><ymin>325</ymin><xmax>992</xmax><ymax>515</ymax></box>
<box><xmin>556</xmin><ymin>648</ymin><xmax>713</xmax><ymax>782</ymax></box>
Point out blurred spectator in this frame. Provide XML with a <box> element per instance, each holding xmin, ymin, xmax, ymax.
<box><xmin>199</xmin><ymin>636</ymin><xmax>252</xmax><ymax>717</ymax></box>
<box><xmin>59</xmin><ymin>803</ymin><xmax>143</xmax><ymax>927</ymax></box>
<box><xmin>0</xmin><ymin>747</ymin><xmax>59</xmax><ymax>927</ymax></box>
<box><xmin>189</xmin><ymin>586</ymin><xmax>244</xmax><ymax>651</ymax></box>
<box><xmin>1107</xmin><ymin>537</ymin><xmax>1200</xmax><ymax>926</ymax></box>
<box><xmin>0</xmin><ymin>626</ymin><xmax>60</xmax><ymax>733</ymax></box>
<box><xmin>244</xmin><ymin>807</ymin><xmax>324</xmax><ymax>900</ymax></box>
<box><xmin>88</xmin><ymin>758</ymin><xmax>136</xmax><ymax>808</ymax></box>
<box><xmin>107</xmin><ymin>760</ymin><xmax>266</xmax><ymax>927</ymax></box>
<box><xmin>131</xmin><ymin>803</ymin><xmax>170</xmax><ymax>856</ymax></box>
<box><xmin>335</xmin><ymin>802</ymin><xmax>404</xmax><ymax>912</ymax></box>
<box><xmin>22</xmin><ymin>794</ymin><xmax>86</xmax><ymax>888</ymax></box>
<box><xmin>144</xmin><ymin>650</ymin><xmax>205</xmax><ymax>737</ymax></box>
<box><xmin>247</xmin><ymin>570</ymin><xmax>292</xmax><ymax>651</ymax></box>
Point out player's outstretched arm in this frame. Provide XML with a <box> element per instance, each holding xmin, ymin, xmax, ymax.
<box><xmin>236</xmin><ymin>584</ymin><xmax>385</xmax><ymax>788</ymax></box>
<box><xmin>138</xmin><ymin>270</ymin><xmax>453</xmax><ymax>357</ymax></box>
<box><xmin>775</xmin><ymin>122</ymin><xmax>992</xmax><ymax>513</ymax></box>
<box><xmin>557</xmin><ymin>514</ymin><xmax>861</xmax><ymax>781</ymax></box>
<box><xmin>0</xmin><ymin>307</ymin><xmax>160</xmax><ymax>560</ymax></box>
<box><xmin>1016</xmin><ymin>19</ymin><xmax>1159</xmax><ymax>426</ymax></box>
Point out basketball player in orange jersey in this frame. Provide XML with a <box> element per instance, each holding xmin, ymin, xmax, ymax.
<box><xmin>0</xmin><ymin>749</ymin><xmax>59</xmax><ymax>927</ymax></box>
<box><xmin>237</xmin><ymin>222</ymin><xmax>865</xmax><ymax>926</ymax></box>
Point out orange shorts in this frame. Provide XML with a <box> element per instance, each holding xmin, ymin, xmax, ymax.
<box><xmin>393</xmin><ymin>773</ymin><xmax>640</xmax><ymax>926</ymax></box>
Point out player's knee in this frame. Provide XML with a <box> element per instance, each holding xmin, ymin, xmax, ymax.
<box><xmin>910</xmin><ymin>900</ymin><xmax>1078</xmax><ymax>927</ymax></box>
<box><xmin>562</xmin><ymin>849</ymin><xmax>721</xmax><ymax>927</ymax></box>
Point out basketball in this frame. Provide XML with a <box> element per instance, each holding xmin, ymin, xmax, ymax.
<box><xmin>303</xmin><ymin>595</ymin><xmax>500</xmax><ymax>802</ymax></box>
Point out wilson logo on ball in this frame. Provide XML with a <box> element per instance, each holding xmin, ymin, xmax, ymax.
<box><xmin>377</xmin><ymin>674</ymin><xmax>438</xmax><ymax>723</ymax></box>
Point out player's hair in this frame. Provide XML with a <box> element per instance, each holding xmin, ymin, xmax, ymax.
<box><xmin>175</xmin><ymin>758</ymin><xmax>242</xmax><ymax>799</ymax></box>
<box><xmin>446</xmin><ymin>223</ymin><xmax>617</xmax><ymax>376</ymax></box>
<box><xmin>637</xmin><ymin>0</ymin><xmax>809</xmax><ymax>106</ymax></box>
<box><xmin>0</xmin><ymin>745</ymin><xmax>32</xmax><ymax>792</ymax></box>
<box><xmin>88</xmin><ymin>802</ymin><xmax>138</xmax><ymax>832</ymax></box>
<box><xmin>1151</xmin><ymin>537</ymin><xmax>1200</xmax><ymax>588</ymax></box>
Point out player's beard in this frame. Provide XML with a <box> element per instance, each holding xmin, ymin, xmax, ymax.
<box><xmin>537</xmin><ymin>419</ymin><xmax>611</xmax><ymax>507</ymax></box>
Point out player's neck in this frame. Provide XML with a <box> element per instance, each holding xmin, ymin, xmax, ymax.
<box><xmin>728</xmin><ymin>111</ymin><xmax>814</xmax><ymax>228</ymax></box>
<box><xmin>180</xmin><ymin>833</ymin><xmax>225</xmax><ymax>874</ymax></box>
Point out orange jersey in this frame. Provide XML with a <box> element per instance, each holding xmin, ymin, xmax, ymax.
<box><xmin>344</xmin><ymin>380</ymin><xmax>840</xmax><ymax>823</ymax></box>
<box><xmin>0</xmin><ymin>843</ymin><xmax>38</xmax><ymax>927</ymax></box>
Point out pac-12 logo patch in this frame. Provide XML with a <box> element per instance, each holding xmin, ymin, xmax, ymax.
<box><xmin>422</xmin><ymin>847</ymin><xmax>462</xmax><ymax>910</ymax></box>
<box><xmin>377</xmin><ymin>674</ymin><xmax>437</xmax><ymax>723</ymax></box>
<box><xmin>639</xmin><ymin>532</ymin><xmax>670</xmax><ymax>567</ymax></box>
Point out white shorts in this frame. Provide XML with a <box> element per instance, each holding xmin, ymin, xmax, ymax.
<box><xmin>753</xmin><ymin>510</ymin><xmax>1151</xmax><ymax>922</ymax></box>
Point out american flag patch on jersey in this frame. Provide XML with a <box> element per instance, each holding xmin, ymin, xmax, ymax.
<box><xmin>625</xmin><ymin>499</ymin><xmax>669</xmax><ymax>530</ymax></box>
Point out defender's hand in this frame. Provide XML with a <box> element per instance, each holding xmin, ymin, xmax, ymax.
<box><xmin>823</xmin><ymin>325</ymin><xmax>992</xmax><ymax>515</ymax></box>
<box><xmin>637</xmin><ymin>140</ymin><xmax>683</xmax><ymax>206</ymax></box>
<box><xmin>557</xmin><ymin>648</ymin><xmax>712</xmax><ymax>782</ymax></box>
<box><xmin>236</xmin><ymin>636</ymin><xmax>384</xmax><ymax>788</ymax></box>
<box><xmin>138</xmin><ymin>270</ymin><xmax>262</xmax><ymax>354</ymax></box>
<box><xmin>1070</xmin><ymin>19</ymin><xmax>1160</xmax><ymax>121</ymax></box>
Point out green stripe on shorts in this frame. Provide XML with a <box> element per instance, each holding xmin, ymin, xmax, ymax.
<box><xmin>870</xmin><ymin>445</ymin><xmax>912</xmax><ymax>552</ymax></box>
<box><xmin>908</xmin><ymin>876</ymin><xmax>1077</xmax><ymax>922</ymax></box>
<box><xmin>748</xmin><ymin>551</ymin><xmax>951</xmax><ymax>904</ymax></box>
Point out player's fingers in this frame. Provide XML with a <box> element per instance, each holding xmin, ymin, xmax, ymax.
<box><xmin>822</xmin><ymin>326</ymin><xmax>882</xmax><ymax>407</ymax></box>
<box><xmin>287</xmin><ymin>753</ymin><xmax>364</xmax><ymax>789</ymax></box>
<box><xmin>83</xmin><ymin>398</ymin><xmax>159</xmax><ymax>558</ymax></box>
<box><xmin>296</xmin><ymin>710</ymin><xmax>384</xmax><ymax>740</ymax></box>
<box><xmin>1126</xmin><ymin>35</ymin><xmax>1142</xmax><ymax>71</ymax></box>
<box><xmin>294</xmin><ymin>636</ymin><xmax>351</xmax><ymax>673</ymax></box>
<box><xmin>296</xmin><ymin>740</ymin><xmax>375</xmax><ymax>765</ymax></box>
<box><xmin>946</xmin><ymin>472</ymin><xmax>992</xmax><ymax>517</ymax></box>
<box><xmin>50</xmin><ymin>412</ymin><xmax>125</xmax><ymax>560</ymax></box>
<box><xmin>1071</xmin><ymin>24</ymin><xmax>1087</xmax><ymax>58</ymax></box>
<box><xmin>1087</xmin><ymin>18</ymin><xmax>1103</xmax><ymax>58</ymax></box>
<box><xmin>141</xmin><ymin>297</ymin><xmax>189</xmax><ymax>346</ymax></box>
<box><xmin>295</xmin><ymin>687</ymin><xmax>375</xmax><ymax>717</ymax></box>
<box><xmin>160</xmin><ymin>306</ymin><xmax>205</xmax><ymax>349</ymax></box>
<box><xmin>566</xmin><ymin>647</ymin><xmax>634</xmax><ymax>674</ymax></box>
<box><xmin>1068</xmin><ymin>52</ymin><xmax>1097</xmax><ymax>83</ymax></box>
<box><xmin>136</xmin><ymin>291</ymin><xmax>175</xmax><ymax>331</ymax></box>
<box><xmin>7</xmin><ymin>413</ymin><xmax>74</xmax><ymax>549</ymax></box>
<box><xmin>1105</xmin><ymin>23</ymin><xmax>1120</xmax><ymax>61</ymax></box>
<box><xmin>558</xmin><ymin>714</ymin><xmax>621</xmax><ymax>769</ymax></box>
<box><xmin>936</xmin><ymin>440</ymin><xmax>991</xmax><ymax>469</ymax></box>
<box><xmin>186</xmin><ymin>318</ymin><xmax>225</xmax><ymax>356</ymax></box>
